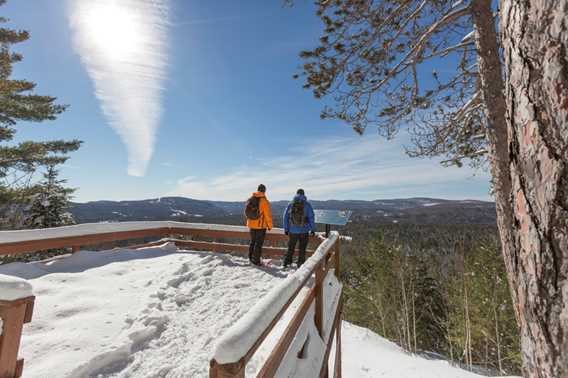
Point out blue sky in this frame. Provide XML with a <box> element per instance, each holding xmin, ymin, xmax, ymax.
<box><xmin>4</xmin><ymin>0</ymin><xmax>490</xmax><ymax>202</ymax></box>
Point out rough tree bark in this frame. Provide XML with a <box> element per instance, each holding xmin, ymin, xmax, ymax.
<box><xmin>498</xmin><ymin>0</ymin><xmax>568</xmax><ymax>376</ymax></box>
<box><xmin>472</xmin><ymin>0</ymin><xmax>568</xmax><ymax>375</ymax></box>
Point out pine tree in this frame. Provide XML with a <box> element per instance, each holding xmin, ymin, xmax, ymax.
<box><xmin>0</xmin><ymin>0</ymin><xmax>81</xmax><ymax>227</ymax></box>
<box><xmin>24</xmin><ymin>165</ymin><xmax>75</xmax><ymax>228</ymax></box>
<box><xmin>299</xmin><ymin>0</ymin><xmax>567</xmax><ymax>374</ymax></box>
<box><xmin>413</xmin><ymin>261</ymin><xmax>448</xmax><ymax>353</ymax></box>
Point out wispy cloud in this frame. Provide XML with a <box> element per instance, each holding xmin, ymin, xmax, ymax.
<box><xmin>68</xmin><ymin>0</ymin><xmax>169</xmax><ymax>176</ymax></box>
<box><xmin>169</xmin><ymin>135</ymin><xmax>491</xmax><ymax>201</ymax></box>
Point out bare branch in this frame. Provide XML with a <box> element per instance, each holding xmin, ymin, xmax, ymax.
<box><xmin>368</xmin><ymin>5</ymin><xmax>471</xmax><ymax>93</ymax></box>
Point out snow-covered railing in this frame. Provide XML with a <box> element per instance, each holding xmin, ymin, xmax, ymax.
<box><xmin>0</xmin><ymin>222</ymin><xmax>323</xmax><ymax>378</ymax></box>
<box><xmin>0</xmin><ymin>221</ymin><xmax>319</xmax><ymax>257</ymax></box>
<box><xmin>0</xmin><ymin>275</ymin><xmax>35</xmax><ymax>378</ymax></box>
<box><xmin>210</xmin><ymin>232</ymin><xmax>343</xmax><ymax>378</ymax></box>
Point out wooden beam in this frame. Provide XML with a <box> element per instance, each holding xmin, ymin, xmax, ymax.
<box><xmin>320</xmin><ymin>297</ymin><xmax>342</xmax><ymax>378</ymax></box>
<box><xmin>0</xmin><ymin>296</ymin><xmax>35</xmax><ymax>378</ymax></box>
<box><xmin>0</xmin><ymin>225</ymin><xmax>321</xmax><ymax>257</ymax></box>
<box><xmin>209</xmin><ymin>359</ymin><xmax>245</xmax><ymax>378</ymax></box>
<box><xmin>0</xmin><ymin>228</ymin><xmax>171</xmax><ymax>256</ymax></box>
<box><xmin>334</xmin><ymin>238</ymin><xmax>341</xmax><ymax>278</ymax></box>
<box><xmin>315</xmin><ymin>261</ymin><xmax>325</xmax><ymax>338</ymax></box>
<box><xmin>170</xmin><ymin>240</ymin><xmax>314</xmax><ymax>258</ymax></box>
<box><xmin>334</xmin><ymin>303</ymin><xmax>342</xmax><ymax>378</ymax></box>
<box><xmin>257</xmin><ymin>289</ymin><xmax>316</xmax><ymax>377</ymax></box>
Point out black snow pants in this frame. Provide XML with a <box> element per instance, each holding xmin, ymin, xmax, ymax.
<box><xmin>249</xmin><ymin>228</ymin><xmax>266</xmax><ymax>264</ymax></box>
<box><xmin>284</xmin><ymin>232</ymin><xmax>309</xmax><ymax>267</ymax></box>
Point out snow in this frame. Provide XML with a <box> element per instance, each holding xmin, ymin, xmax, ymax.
<box><xmin>0</xmin><ymin>274</ymin><xmax>33</xmax><ymax>300</ymax></box>
<box><xmin>338</xmin><ymin>322</ymin><xmax>519</xmax><ymax>378</ymax></box>
<box><xmin>422</xmin><ymin>202</ymin><xmax>440</xmax><ymax>207</ymax></box>
<box><xmin>0</xmin><ymin>221</ymin><xmax>284</xmax><ymax>244</ymax></box>
<box><xmin>0</xmin><ymin>243</ymin><xmax>289</xmax><ymax>377</ymax></box>
<box><xmin>170</xmin><ymin>208</ymin><xmax>187</xmax><ymax>216</ymax></box>
<box><xmin>0</xmin><ymin>238</ymin><xmax>519</xmax><ymax>378</ymax></box>
<box><xmin>462</xmin><ymin>30</ymin><xmax>475</xmax><ymax>43</ymax></box>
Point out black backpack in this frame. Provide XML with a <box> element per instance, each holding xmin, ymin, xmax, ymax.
<box><xmin>289</xmin><ymin>199</ymin><xmax>305</xmax><ymax>226</ymax></box>
<box><xmin>244</xmin><ymin>196</ymin><xmax>261</xmax><ymax>220</ymax></box>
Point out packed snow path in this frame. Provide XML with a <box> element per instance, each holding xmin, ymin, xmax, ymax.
<box><xmin>0</xmin><ymin>243</ymin><xmax>518</xmax><ymax>378</ymax></box>
<box><xmin>0</xmin><ymin>244</ymin><xmax>292</xmax><ymax>377</ymax></box>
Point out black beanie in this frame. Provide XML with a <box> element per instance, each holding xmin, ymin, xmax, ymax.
<box><xmin>297</xmin><ymin>188</ymin><xmax>305</xmax><ymax>196</ymax></box>
<box><xmin>258</xmin><ymin>184</ymin><xmax>266</xmax><ymax>193</ymax></box>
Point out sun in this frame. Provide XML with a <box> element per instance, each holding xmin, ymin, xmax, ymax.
<box><xmin>80</xmin><ymin>2</ymin><xmax>142</xmax><ymax>61</ymax></box>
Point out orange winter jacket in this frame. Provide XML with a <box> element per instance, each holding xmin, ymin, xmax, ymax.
<box><xmin>246</xmin><ymin>192</ymin><xmax>273</xmax><ymax>230</ymax></box>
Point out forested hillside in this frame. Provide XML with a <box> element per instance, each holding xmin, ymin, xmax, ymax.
<box><xmin>341</xmin><ymin>223</ymin><xmax>520</xmax><ymax>375</ymax></box>
<box><xmin>68</xmin><ymin>196</ymin><xmax>496</xmax><ymax>225</ymax></box>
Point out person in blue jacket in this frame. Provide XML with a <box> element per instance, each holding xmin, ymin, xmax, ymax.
<box><xmin>283</xmin><ymin>188</ymin><xmax>316</xmax><ymax>268</ymax></box>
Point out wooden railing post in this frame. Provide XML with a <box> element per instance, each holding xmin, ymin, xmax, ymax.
<box><xmin>0</xmin><ymin>296</ymin><xmax>35</xmax><ymax>378</ymax></box>
<box><xmin>315</xmin><ymin>261</ymin><xmax>325</xmax><ymax>339</ymax></box>
<box><xmin>334</xmin><ymin>238</ymin><xmax>341</xmax><ymax>279</ymax></box>
<box><xmin>209</xmin><ymin>359</ymin><xmax>245</xmax><ymax>378</ymax></box>
<box><xmin>334</xmin><ymin>299</ymin><xmax>343</xmax><ymax>378</ymax></box>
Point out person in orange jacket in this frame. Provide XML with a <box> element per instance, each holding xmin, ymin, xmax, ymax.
<box><xmin>244</xmin><ymin>184</ymin><xmax>273</xmax><ymax>265</ymax></box>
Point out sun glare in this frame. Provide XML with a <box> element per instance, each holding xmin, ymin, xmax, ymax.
<box><xmin>81</xmin><ymin>3</ymin><xmax>141</xmax><ymax>61</ymax></box>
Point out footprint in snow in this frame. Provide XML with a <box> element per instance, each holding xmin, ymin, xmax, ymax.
<box><xmin>233</xmin><ymin>282</ymin><xmax>250</xmax><ymax>289</ymax></box>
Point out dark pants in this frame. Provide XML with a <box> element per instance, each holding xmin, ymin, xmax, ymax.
<box><xmin>249</xmin><ymin>229</ymin><xmax>266</xmax><ymax>264</ymax></box>
<box><xmin>285</xmin><ymin>233</ymin><xmax>309</xmax><ymax>267</ymax></box>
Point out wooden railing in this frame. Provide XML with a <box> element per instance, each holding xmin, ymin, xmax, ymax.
<box><xmin>0</xmin><ymin>221</ymin><xmax>340</xmax><ymax>378</ymax></box>
<box><xmin>0</xmin><ymin>221</ymin><xmax>320</xmax><ymax>257</ymax></box>
<box><xmin>0</xmin><ymin>296</ymin><xmax>35</xmax><ymax>378</ymax></box>
<box><xmin>209</xmin><ymin>232</ymin><xmax>343</xmax><ymax>378</ymax></box>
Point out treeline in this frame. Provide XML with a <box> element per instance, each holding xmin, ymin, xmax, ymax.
<box><xmin>341</xmin><ymin>224</ymin><xmax>521</xmax><ymax>375</ymax></box>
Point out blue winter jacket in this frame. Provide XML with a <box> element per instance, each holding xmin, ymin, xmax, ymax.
<box><xmin>283</xmin><ymin>195</ymin><xmax>316</xmax><ymax>234</ymax></box>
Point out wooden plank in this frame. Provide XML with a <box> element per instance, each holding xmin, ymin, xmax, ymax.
<box><xmin>15</xmin><ymin>358</ymin><xmax>24</xmax><ymax>378</ymax></box>
<box><xmin>334</xmin><ymin>238</ymin><xmax>341</xmax><ymax>278</ymax></box>
<box><xmin>315</xmin><ymin>261</ymin><xmax>325</xmax><ymax>338</ymax></box>
<box><xmin>0</xmin><ymin>298</ymin><xmax>31</xmax><ymax>378</ymax></box>
<box><xmin>334</xmin><ymin>306</ymin><xmax>342</xmax><ymax>378</ymax></box>
<box><xmin>0</xmin><ymin>225</ymin><xmax>321</xmax><ymax>256</ymax></box>
<box><xmin>257</xmin><ymin>289</ymin><xmax>316</xmax><ymax>377</ymax></box>
<box><xmin>171</xmin><ymin>240</ymin><xmax>314</xmax><ymax>258</ymax></box>
<box><xmin>23</xmin><ymin>298</ymin><xmax>34</xmax><ymax>324</ymax></box>
<box><xmin>209</xmin><ymin>359</ymin><xmax>245</xmax><ymax>378</ymax></box>
<box><xmin>320</xmin><ymin>297</ymin><xmax>343</xmax><ymax>378</ymax></box>
<box><xmin>0</xmin><ymin>228</ymin><xmax>171</xmax><ymax>255</ymax></box>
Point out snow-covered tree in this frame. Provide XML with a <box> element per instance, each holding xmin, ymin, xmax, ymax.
<box><xmin>24</xmin><ymin>165</ymin><xmax>75</xmax><ymax>228</ymax></box>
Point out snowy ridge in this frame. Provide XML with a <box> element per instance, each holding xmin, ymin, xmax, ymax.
<box><xmin>212</xmin><ymin>232</ymin><xmax>339</xmax><ymax>364</ymax></box>
<box><xmin>0</xmin><ymin>221</ymin><xmax>286</xmax><ymax>244</ymax></box>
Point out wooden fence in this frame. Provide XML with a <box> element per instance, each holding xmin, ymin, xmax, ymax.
<box><xmin>0</xmin><ymin>222</ymin><xmax>341</xmax><ymax>378</ymax></box>
<box><xmin>209</xmin><ymin>232</ymin><xmax>342</xmax><ymax>378</ymax></box>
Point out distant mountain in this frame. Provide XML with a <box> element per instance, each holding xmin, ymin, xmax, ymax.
<box><xmin>69</xmin><ymin>196</ymin><xmax>496</xmax><ymax>225</ymax></box>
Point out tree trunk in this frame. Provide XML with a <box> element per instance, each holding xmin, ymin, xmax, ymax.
<box><xmin>473</xmin><ymin>0</ymin><xmax>568</xmax><ymax>375</ymax></box>
<box><xmin>498</xmin><ymin>0</ymin><xmax>568</xmax><ymax>376</ymax></box>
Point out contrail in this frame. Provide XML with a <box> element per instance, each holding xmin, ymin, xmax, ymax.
<box><xmin>68</xmin><ymin>0</ymin><xmax>169</xmax><ymax>176</ymax></box>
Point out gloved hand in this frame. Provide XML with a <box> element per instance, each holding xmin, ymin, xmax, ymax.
<box><xmin>285</xmin><ymin>231</ymin><xmax>289</xmax><ymax>236</ymax></box>
<box><xmin>310</xmin><ymin>231</ymin><xmax>316</xmax><ymax>236</ymax></box>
